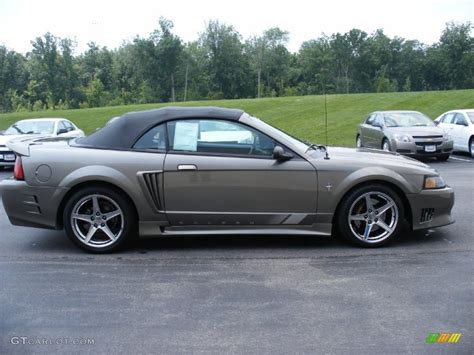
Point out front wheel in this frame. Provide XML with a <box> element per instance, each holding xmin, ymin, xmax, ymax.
<box><xmin>337</xmin><ymin>184</ymin><xmax>405</xmax><ymax>247</ymax></box>
<box><xmin>63</xmin><ymin>186</ymin><xmax>137</xmax><ymax>253</ymax></box>
<box><xmin>470</xmin><ymin>137</ymin><xmax>474</xmax><ymax>158</ymax></box>
<box><xmin>382</xmin><ymin>139</ymin><xmax>391</xmax><ymax>152</ymax></box>
<box><xmin>356</xmin><ymin>135</ymin><xmax>362</xmax><ymax>148</ymax></box>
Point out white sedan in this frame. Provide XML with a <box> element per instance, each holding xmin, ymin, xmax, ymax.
<box><xmin>435</xmin><ymin>109</ymin><xmax>474</xmax><ymax>157</ymax></box>
<box><xmin>0</xmin><ymin>118</ymin><xmax>84</xmax><ymax>168</ymax></box>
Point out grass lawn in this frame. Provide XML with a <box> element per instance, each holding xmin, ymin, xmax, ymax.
<box><xmin>1</xmin><ymin>90</ymin><xmax>473</xmax><ymax>147</ymax></box>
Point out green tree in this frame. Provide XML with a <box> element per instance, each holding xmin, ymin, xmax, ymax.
<box><xmin>438</xmin><ymin>22</ymin><xmax>474</xmax><ymax>89</ymax></box>
<box><xmin>200</xmin><ymin>20</ymin><xmax>252</xmax><ymax>99</ymax></box>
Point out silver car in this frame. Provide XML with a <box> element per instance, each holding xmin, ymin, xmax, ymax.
<box><xmin>356</xmin><ymin>111</ymin><xmax>453</xmax><ymax>161</ymax></box>
<box><xmin>0</xmin><ymin>118</ymin><xmax>85</xmax><ymax>168</ymax></box>
<box><xmin>1</xmin><ymin>107</ymin><xmax>454</xmax><ymax>253</ymax></box>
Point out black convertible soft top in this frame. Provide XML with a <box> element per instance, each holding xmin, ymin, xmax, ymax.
<box><xmin>73</xmin><ymin>106</ymin><xmax>244</xmax><ymax>149</ymax></box>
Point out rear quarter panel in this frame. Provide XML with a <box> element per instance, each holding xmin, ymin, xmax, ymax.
<box><xmin>23</xmin><ymin>144</ymin><xmax>165</xmax><ymax>222</ymax></box>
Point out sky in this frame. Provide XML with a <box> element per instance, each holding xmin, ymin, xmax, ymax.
<box><xmin>0</xmin><ymin>0</ymin><xmax>472</xmax><ymax>54</ymax></box>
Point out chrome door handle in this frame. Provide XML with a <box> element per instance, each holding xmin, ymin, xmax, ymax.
<box><xmin>177</xmin><ymin>164</ymin><xmax>197</xmax><ymax>171</ymax></box>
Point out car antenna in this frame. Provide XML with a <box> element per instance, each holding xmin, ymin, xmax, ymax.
<box><xmin>323</xmin><ymin>90</ymin><xmax>330</xmax><ymax>160</ymax></box>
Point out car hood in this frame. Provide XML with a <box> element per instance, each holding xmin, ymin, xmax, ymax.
<box><xmin>309</xmin><ymin>146</ymin><xmax>435</xmax><ymax>174</ymax></box>
<box><xmin>386</xmin><ymin>126</ymin><xmax>445</xmax><ymax>136</ymax></box>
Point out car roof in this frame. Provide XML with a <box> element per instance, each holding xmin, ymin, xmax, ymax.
<box><xmin>75</xmin><ymin>106</ymin><xmax>244</xmax><ymax>149</ymax></box>
<box><xmin>15</xmin><ymin>118</ymin><xmax>67</xmax><ymax>123</ymax></box>
<box><xmin>442</xmin><ymin>109</ymin><xmax>474</xmax><ymax>114</ymax></box>
<box><xmin>371</xmin><ymin>110</ymin><xmax>423</xmax><ymax>114</ymax></box>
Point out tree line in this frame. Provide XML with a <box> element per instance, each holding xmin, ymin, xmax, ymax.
<box><xmin>0</xmin><ymin>19</ymin><xmax>472</xmax><ymax>113</ymax></box>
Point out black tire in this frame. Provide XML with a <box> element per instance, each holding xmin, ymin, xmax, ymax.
<box><xmin>337</xmin><ymin>184</ymin><xmax>405</xmax><ymax>247</ymax></box>
<box><xmin>437</xmin><ymin>154</ymin><xmax>450</xmax><ymax>162</ymax></box>
<box><xmin>470</xmin><ymin>137</ymin><xmax>474</xmax><ymax>158</ymax></box>
<box><xmin>382</xmin><ymin>138</ymin><xmax>391</xmax><ymax>152</ymax></box>
<box><xmin>63</xmin><ymin>186</ymin><xmax>137</xmax><ymax>253</ymax></box>
<box><xmin>356</xmin><ymin>135</ymin><xmax>363</xmax><ymax>148</ymax></box>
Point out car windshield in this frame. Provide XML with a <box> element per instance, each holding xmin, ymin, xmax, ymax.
<box><xmin>4</xmin><ymin>120</ymin><xmax>55</xmax><ymax>135</ymax></box>
<box><xmin>247</xmin><ymin>115</ymin><xmax>310</xmax><ymax>152</ymax></box>
<box><xmin>467</xmin><ymin>112</ymin><xmax>474</xmax><ymax>124</ymax></box>
<box><xmin>383</xmin><ymin>112</ymin><xmax>435</xmax><ymax>127</ymax></box>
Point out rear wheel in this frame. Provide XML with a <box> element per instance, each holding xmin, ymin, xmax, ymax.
<box><xmin>63</xmin><ymin>186</ymin><xmax>137</xmax><ymax>253</ymax></box>
<box><xmin>337</xmin><ymin>184</ymin><xmax>405</xmax><ymax>247</ymax></box>
<box><xmin>382</xmin><ymin>139</ymin><xmax>391</xmax><ymax>152</ymax></box>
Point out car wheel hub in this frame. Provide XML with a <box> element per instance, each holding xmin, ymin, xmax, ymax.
<box><xmin>348</xmin><ymin>191</ymin><xmax>398</xmax><ymax>243</ymax></box>
<box><xmin>70</xmin><ymin>194</ymin><xmax>124</xmax><ymax>248</ymax></box>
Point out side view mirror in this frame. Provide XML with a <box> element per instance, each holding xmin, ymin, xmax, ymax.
<box><xmin>434</xmin><ymin>121</ymin><xmax>439</xmax><ymax>126</ymax></box>
<box><xmin>273</xmin><ymin>145</ymin><xmax>293</xmax><ymax>162</ymax></box>
<box><xmin>57</xmin><ymin>128</ymin><xmax>68</xmax><ymax>135</ymax></box>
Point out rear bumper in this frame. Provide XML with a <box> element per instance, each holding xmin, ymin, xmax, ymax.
<box><xmin>0</xmin><ymin>179</ymin><xmax>68</xmax><ymax>230</ymax></box>
<box><xmin>406</xmin><ymin>186</ymin><xmax>455</xmax><ymax>230</ymax></box>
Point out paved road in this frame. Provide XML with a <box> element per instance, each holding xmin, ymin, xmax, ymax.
<box><xmin>0</xmin><ymin>154</ymin><xmax>473</xmax><ymax>354</ymax></box>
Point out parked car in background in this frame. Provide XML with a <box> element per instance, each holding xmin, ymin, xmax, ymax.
<box><xmin>0</xmin><ymin>118</ymin><xmax>84</xmax><ymax>169</ymax></box>
<box><xmin>356</xmin><ymin>111</ymin><xmax>453</xmax><ymax>161</ymax></box>
<box><xmin>1</xmin><ymin>107</ymin><xmax>454</xmax><ymax>253</ymax></box>
<box><xmin>434</xmin><ymin>109</ymin><xmax>474</xmax><ymax>157</ymax></box>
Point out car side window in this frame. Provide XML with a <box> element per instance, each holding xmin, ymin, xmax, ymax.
<box><xmin>64</xmin><ymin>121</ymin><xmax>74</xmax><ymax>131</ymax></box>
<box><xmin>366</xmin><ymin>114</ymin><xmax>375</xmax><ymax>125</ymax></box>
<box><xmin>373</xmin><ymin>114</ymin><xmax>383</xmax><ymax>127</ymax></box>
<box><xmin>133</xmin><ymin>124</ymin><xmax>167</xmax><ymax>151</ymax></box>
<box><xmin>454</xmin><ymin>113</ymin><xmax>468</xmax><ymax>126</ymax></box>
<box><xmin>443</xmin><ymin>113</ymin><xmax>456</xmax><ymax>124</ymax></box>
<box><xmin>57</xmin><ymin>121</ymin><xmax>67</xmax><ymax>134</ymax></box>
<box><xmin>167</xmin><ymin>119</ymin><xmax>276</xmax><ymax>157</ymax></box>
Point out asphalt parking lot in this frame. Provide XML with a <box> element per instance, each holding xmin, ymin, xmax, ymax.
<box><xmin>0</xmin><ymin>154</ymin><xmax>473</xmax><ymax>354</ymax></box>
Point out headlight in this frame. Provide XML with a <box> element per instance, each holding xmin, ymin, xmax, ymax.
<box><xmin>393</xmin><ymin>134</ymin><xmax>412</xmax><ymax>143</ymax></box>
<box><xmin>424</xmin><ymin>175</ymin><xmax>446</xmax><ymax>189</ymax></box>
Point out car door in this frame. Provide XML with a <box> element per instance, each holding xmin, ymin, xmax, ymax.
<box><xmin>371</xmin><ymin>114</ymin><xmax>386</xmax><ymax>149</ymax></box>
<box><xmin>452</xmin><ymin>113</ymin><xmax>469</xmax><ymax>151</ymax></box>
<box><xmin>360</xmin><ymin>114</ymin><xmax>376</xmax><ymax>147</ymax></box>
<box><xmin>363</xmin><ymin>114</ymin><xmax>383</xmax><ymax>148</ymax></box>
<box><xmin>439</xmin><ymin>112</ymin><xmax>456</xmax><ymax>140</ymax></box>
<box><xmin>162</xmin><ymin>118</ymin><xmax>318</xmax><ymax>226</ymax></box>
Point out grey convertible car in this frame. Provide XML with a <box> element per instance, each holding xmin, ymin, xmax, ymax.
<box><xmin>1</xmin><ymin>107</ymin><xmax>454</xmax><ymax>253</ymax></box>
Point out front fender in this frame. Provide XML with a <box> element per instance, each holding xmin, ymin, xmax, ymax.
<box><xmin>333</xmin><ymin>166</ymin><xmax>418</xmax><ymax>198</ymax></box>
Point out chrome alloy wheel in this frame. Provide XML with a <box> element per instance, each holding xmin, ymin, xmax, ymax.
<box><xmin>382</xmin><ymin>141</ymin><xmax>390</xmax><ymax>151</ymax></box>
<box><xmin>348</xmin><ymin>191</ymin><xmax>398</xmax><ymax>243</ymax></box>
<box><xmin>70</xmin><ymin>194</ymin><xmax>124</xmax><ymax>248</ymax></box>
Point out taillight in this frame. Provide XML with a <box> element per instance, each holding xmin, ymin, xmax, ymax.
<box><xmin>14</xmin><ymin>156</ymin><xmax>24</xmax><ymax>180</ymax></box>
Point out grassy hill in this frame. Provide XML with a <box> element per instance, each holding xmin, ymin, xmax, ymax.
<box><xmin>1</xmin><ymin>90</ymin><xmax>473</xmax><ymax>147</ymax></box>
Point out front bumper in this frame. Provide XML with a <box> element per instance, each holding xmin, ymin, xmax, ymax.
<box><xmin>0</xmin><ymin>179</ymin><xmax>68</xmax><ymax>229</ymax></box>
<box><xmin>406</xmin><ymin>186</ymin><xmax>455</xmax><ymax>230</ymax></box>
<box><xmin>392</xmin><ymin>139</ymin><xmax>453</xmax><ymax>157</ymax></box>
